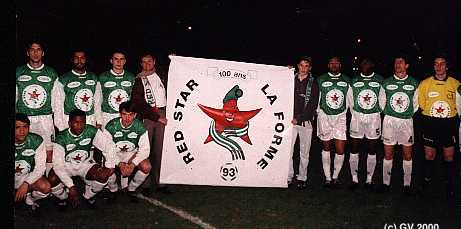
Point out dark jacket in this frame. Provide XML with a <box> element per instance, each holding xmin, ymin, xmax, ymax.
<box><xmin>131</xmin><ymin>76</ymin><xmax>161</xmax><ymax>122</ymax></box>
<box><xmin>293</xmin><ymin>73</ymin><xmax>319</xmax><ymax>124</ymax></box>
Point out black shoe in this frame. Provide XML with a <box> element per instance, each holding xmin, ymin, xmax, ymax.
<box><xmin>128</xmin><ymin>191</ymin><xmax>139</xmax><ymax>203</ymax></box>
<box><xmin>156</xmin><ymin>186</ymin><xmax>173</xmax><ymax>195</ymax></box>
<box><xmin>28</xmin><ymin>203</ymin><xmax>41</xmax><ymax>217</ymax></box>
<box><xmin>422</xmin><ymin>178</ymin><xmax>432</xmax><ymax>190</ymax></box>
<box><xmin>349</xmin><ymin>182</ymin><xmax>359</xmax><ymax>191</ymax></box>
<box><xmin>140</xmin><ymin>188</ymin><xmax>152</xmax><ymax>197</ymax></box>
<box><xmin>374</xmin><ymin>184</ymin><xmax>390</xmax><ymax>193</ymax></box>
<box><xmin>403</xmin><ymin>186</ymin><xmax>413</xmax><ymax>196</ymax></box>
<box><xmin>102</xmin><ymin>190</ymin><xmax>117</xmax><ymax>203</ymax></box>
<box><xmin>55</xmin><ymin>199</ymin><xmax>68</xmax><ymax>211</ymax></box>
<box><xmin>331</xmin><ymin>179</ymin><xmax>342</xmax><ymax>189</ymax></box>
<box><xmin>296</xmin><ymin>180</ymin><xmax>307</xmax><ymax>190</ymax></box>
<box><xmin>84</xmin><ymin>197</ymin><xmax>97</xmax><ymax>209</ymax></box>
<box><xmin>324</xmin><ymin>180</ymin><xmax>332</xmax><ymax>189</ymax></box>
<box><xmin>364</xmin><ymin>182</ymin><xmax>375</xmax><ymax>192</ymax></box>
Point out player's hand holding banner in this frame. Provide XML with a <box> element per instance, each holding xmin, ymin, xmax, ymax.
<box><xmin>160</xmin><ymin>56</ymin><xmax>294</xmax><ymax>187</ymax></box>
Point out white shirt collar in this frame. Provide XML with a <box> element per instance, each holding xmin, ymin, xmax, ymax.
<box><xmin>393</xmin><ymin>74</ymin><xmax>408</xmax><ymax>81</ymax></box>
<box><xmin>72</xmin><ymin>70</ymin><xmax>87</xmax><ymax>76</ymax></box>
<box><xmin>328</xmin><ymin>72</ymin><xmax>341</xmax><ymax>77</ymax></box>
<box><xmin>110</xmin><ymin>69</ymin><xmax>124</xmax><ymax>76</ymax></box>
<box><xmin>27</xmin><ymin>63</ymin><xmax>44</xmax><ymax>70</ymax></box>
<box><xmin>360</xmin><ymin>72</ymin><xmax>375</xmax><ymax>78</ymax></box>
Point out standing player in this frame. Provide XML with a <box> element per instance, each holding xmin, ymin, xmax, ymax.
<box><xmin>15</xmin><ymin>113</ymin><xmax>51</xmax><ymax>215</ymax></box>
<box><xmin>48</xmin><ymin>109</ymin><xmax>116</xmax><ymax>208</ymax></box>
<box><xmin>288</xmin><ymin>56</ymin><xmax>319</xmax><ymax>189</ymax></box>
<box><xmin>105</xmin><ymin>101</ymin><xmax>152</xmax><ymax>201</ymax></box>
<box><xmin>317</xmin><ymin>56</ymin><xmax>351</xmax><ymax>187</ymax></box>
<box><xmin>53</xmin><ymin>50</ymin><xmax>102</xmax><ymax>131</ymax></box>
<box><xmin>418</xmin><ymin>56</ymin><xmax>460</xmax><ymax>199</ymax></box>
<box><xmin>378</xmin><ymin>55</ymin><xmax>418</xmax><ymax>194</ymax></box>
<box><xmin>96</xmin><ymin>51</ymin><xmax>135</xmax><ymax>129</ymax></box>
<box><xmin>347</xmin><ymin>58</ymin><xmax>384</xmax><ymax>190</ymax></box>
<box><xmin>16</xmin><ymin>40</ymin><xmax>59</xmax><ymax>175</ymax></box>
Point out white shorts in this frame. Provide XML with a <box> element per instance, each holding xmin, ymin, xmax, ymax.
<box><xmin>317</xmin><ymin>110</ymin><xmax>347</xmax><ymax>141</ymax></box>
<box><xmin>101</xmin><ymin>112</ymin><xmax>120</xmax><ymax>129</ymax></box>
<box><xmin>29</xmin><ymin>114</ymin><xmax>54</xmax><ymax>151</ymax></box>
<box><xmin>64</xmin><ymin>161</ymin><xmax>97</xmax><ymax>183</ymax></box>
<box><xmin>116</xmin><ymin>151</ymin><xmax>137</xmax><ymax>165</ymax></box>
<box><xmin>382</xmin><ymin>115</ymin><xmax>414</xmax><ymax>146</ymax></box>
<box><xmin>349</xmin><ymin>111</ymin><xmax>381</xmax><ymax>139</ymax></box>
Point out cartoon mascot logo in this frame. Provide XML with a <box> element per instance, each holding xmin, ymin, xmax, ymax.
<box><xmin>198</xmin><ymin>85</ymin><xmax>262</xmax><ymax>160</ymax></box>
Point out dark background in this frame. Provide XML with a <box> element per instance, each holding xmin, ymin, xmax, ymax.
<box><xmin>15</xmin><ymin>0</ymin><xmax>461</xmax><ymax>79</ymax></box>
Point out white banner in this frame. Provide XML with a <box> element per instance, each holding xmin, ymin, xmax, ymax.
<box><xmin>160</xmin><ymin>56</ymin><xmax>294</xmax><ymax>187</ymax></box>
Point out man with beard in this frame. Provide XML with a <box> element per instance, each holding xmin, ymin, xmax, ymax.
<box><xmin>16</xmin><ymin>40</ymin><xmax>59</xmax><ymax>176</ymax></box>
<box><xmin>317</xmin><ymin>56</ymin><xmax>351</xmax><ymax>188</ymax></box>
<box><xmin>53</xmin><ymin>50</ymin><xmax>102</xmax><ymax>131</ymax></box>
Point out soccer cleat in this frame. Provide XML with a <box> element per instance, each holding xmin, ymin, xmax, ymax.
<box><xmin>323</xmin><ymin>180</ymin><xmax>332</xmax><ymax>189</ymax></box>
<box><xmin>364</xmin><ymin>182</ymin><xmax>375</xmax><ymax>192</ymax></box>
<box><xmin>296</xmin><ymin>181</ymin><xmax>307</xmax><ymax>190</ymax></box>
<box><xmin>374</xmin><ymin>184</ymin><xmax>390</xmax><ymax>193</ymax></box>
<box><xmin>403</xmin><ymin>186</ymin><xmax>413</xmax><ymax>196</ymax></box>
<box><xmin>102</xmin><ymin>190</ymin><xmax>117</xmax><ymax>203</ymax></box>
<box><xmin>422</xmin><ymin>178</ymin><xmax>432</xmax><ymax>191</ymax></box>
<box><xmin>28</xmin><ymin>203</ymin><xmax>41</xmax><ymax>217</ymax></box>
<box><xmin>84</xmin><ymin>197</ymin><xmax>97</xmax><ymax>209</ymax></box>
<box><xmin>331</xmin><ymin>179</ymin><xmax>342</xmax><ymax>189</ymax></box>
<box><xmin>140</xmin><ymin>188</ymin><xmax>152</xmax><ymax>197</ymax></box>
<box><xmin>348</xmin><ymin>182</ymin><xmax>359</xmax><ymax>191</ymax></box>
<box><xmin>128</xmin><ymin>191</ymin><xmax>139</xmax><ymax>203</ymax></box>
<box><xmin>55</xmin><ymin>199</ymin><xmax>68</xmax><ymax>211</ymax></box>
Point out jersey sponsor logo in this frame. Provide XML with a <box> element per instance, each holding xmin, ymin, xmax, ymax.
<box><xmin>357</xmin><ymin>89</ymin><xmax>377</xmax><ymax>110</ymax></box>
<box><xmin>104</xmin><ymin>81</ymin><xmax>116</xmax><ymax>88</ymax></box>
<box><xmin>85</xmin><ymin>80</ymin><xmax>96</xmax><ymax>86</ymax></box>
<box><xmin>74</xmin><ymin>89</ymin><xmax>94</xmax><ymax>112</ymax></box>
<box><xmin>353</xmin><ymin>82</ymin><xmax>365</xmax><ymax>87</ymax></box>
<box><xmin>127</xmin><ymin>132</ymin><xmax>138</xmax><ymax>139</ymax></box>
<box><xmin>322</xmin><ymin>81</ymin><xmax>333</xmax><ymax>87</ymax></box>
<box><xmin>386</xmin><ymin>84</ymin><xmax>398</xmax><ymax>90</ymax></box>
<box><xmin>114</xmin><ymin>131</ymin><xmax>123</xmax><ymax>138</ymax></box>
<box><xmin>79</xmin><ymin>138</ymin><xmax>92</xmax><ymax>146</ymax></box>
<box><xmin>430</xmin><ymin>100</ymin><xmax>451</xmax><ymax>118</ymax></box>
<box><xmin>67</xmin><ymin>81</ymin><xmax>81</xmax><ymax>88</ymax></box>
<box><xmin>18</xmin><ymin>75</ymin><xmax>32</xmax><ymax>81</ymax></box>
<box><xmin>369</xmin><ymin>82</ymin><xmax>380</xmax><ymax>87</ymax></box>
<box><xmin>402</xmin><ymin>85</ymin><xmax>415</xmax><ymax>91</ymax></box>
<box><xmin>37</xmin><ymin>75</ymin><xmax>51</xmax><ymax>83</ymax></box>
<box><xmin>337</xmin><ymin>81</ymin><xmax>347</xmax><ymax>87</ymax></box>
<box><xmin>65</xmin><ymin>150</ymin><xmax>89</xmax><ymax>165</ymax></box>
<box><xmin>115</xmin><ymin>141</ymin><xmax>136</xmax><ymax>153</ymax></box>
<box><xmin>66</xmin><ymin>144</ymin><xmax>76</xmax><ymax>151</ymax></box>
<box><xmin>15</xmin><ymin>160</ymin><xmax>31</xmax><ymax>176</ymax></box>
<box><xmin>390</xmin><ymin>92</ymin><xmax>410</xmax><ymax>113</ymax></box>
<box><xmin>21</xmin><ymin>149</ymin><xmax>35</xmax><ymax>156</ymax></box>
<box><xmin>428</xmin><ymin>91</ymin><xmax>440</xmax><ymax>98</ymax></box>
<box><xmin>108</xmin><ymin>89</ymin><xmax>129</xmax><ymax>111</ymax></box>
<box><xmin>121</xmin><ymin>81</ymin><xmax>132</xmax><ymax>87</ymax></box>
<box><xmin>325</xmin><ymin>89</ymin><xmax>344</xmax><ymax>109</ymax></box>
<box><xmin>22</xmin><ymin>84</ymin><xmax>47</xmax><ymax>109</ymax></box>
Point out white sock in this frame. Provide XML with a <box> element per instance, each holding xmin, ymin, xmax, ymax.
<box><xmin>51</xmin><ymin>183</ymin><xmax>68</xmax><ymax>200</ymax></box>
<box><xmin>321</xmin><ymin>150</ymin><xmax>331</xmax><ymax>181</ymax></box>
<box><xmin>349</xmin><ymin>153</ymin><xmax>359</xmax><ymax>183</ymax></box>
<box><xmin>25</xmin><ymin>191</ymin><xmax>49</xmax><ymax>206</ymax></box>
<box><xmin>128</xmin><ymin>170</ymin><xmax>149</xmax><ymax>192</ymax></box>
<box><xmin>83</xmin><ymin>180</ymin><xmax>107</xmax><ymax>199</ymax></box>
<box><xmin>383</xmin><ymin>159</ymin><xmax>393</xmax><ymax>185</ymax></box>
<box><xmin>107</xmin><ymin>174</ymin><xmax>118</xmax><ymax>192</ymax></box>
<box><xmin>403</xmin><ymin>160</ymin><xmax>412</xmax><ymax>187</ymax></box>
<box><xmin>332</xmin><ymin>154</ymin><xmax>345</xmax><ymax>179</ymax></box>
<box><xmin>121</xmin><ymin>177</ymin><xmax>129</xmax><ymax>189</ymax></box>
<box><xmin>366</xmin><ymin>154</ymin><xmax>377</xmax><ymax>184</ymax></box>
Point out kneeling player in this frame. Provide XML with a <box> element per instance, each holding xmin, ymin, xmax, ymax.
<box><xmin>105</xmin><ymin>101</ymin><xmax>151</xmax><ymax>201</ymax></box>
<box><xmin>15</xmin><ymin>113</ymin><xmax>51</xmax><ymax>215</ymax></box>
<box><xmin>48</xmin><ymin>109</ymin><xmax>116</xmax><ymax>208</ymax></box>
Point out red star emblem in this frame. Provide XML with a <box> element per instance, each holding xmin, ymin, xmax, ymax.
<box><xmin>28</xmin><ymin>90</ymin><xmax>40</xmax><ymax>100</ymax></box>
<box><xmin>120</xmin><ymin>145</ymin><xmax>129</xmax><ymax>152</ymax></box>
<box><xmin>362</xmin><ymin>93</ymin><xmax>371</xmax><ymax>103</ymax></box>
<box><xmin>436</xmin><ymin>106</ymin><xmax>445</xmax><ymax>113</ymax></box>
<box><xmin>115</xmin><ymin>94</ymin><xmax>124</xmax><ymax>103</ymax></box>
<box><xmin>198</xmin><ymin>100</ymin><xmax>262</xmax><ymax>145</ymax></box>
<box><xmin>73</xmin><ymin>154</ymin><xmax>82</xmax><ymax>161</ymax></box>
<box><xmin>80</xmin><ymin>93</ymin><xmax>90</xmax><ymax>103</ymax></box>
<box><xmin>331</xmin><ymin>93</ymin><xmax>339</xmax><ymax>102</ymax></box>
<box><xmin>15</xmin><ymin>164</ymin><xmax>24</xmax><ymax>174</ymax></box>
<box><xmin>396</xmin><ymin>97</ymin><xmax>403</xmax><ymax>105</ymax></box>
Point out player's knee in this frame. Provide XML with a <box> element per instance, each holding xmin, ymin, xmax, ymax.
<box><xmin>47</xmin><ymin>173</ymin><xmax>61</xmax><ymax>187</ymax></box>
<box><xmin>139</xmin><ymin>160</ymin><xmax>152</xmax><ymax>174</ymax></box>
<box><xmin>36</xmin><ymin>179</ymin><xmax>51</xmax><ymax>194</ymax></box>
<box><xmin>95</xmin><ymin>168</ymin><xmax>113</xmax><ymax>183</ymax></box>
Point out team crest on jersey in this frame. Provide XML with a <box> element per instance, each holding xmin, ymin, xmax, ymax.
<box><xmin>116</xmin><ymin>141</ymin><xmax>136</xmax><ymax>153</ymax></box>
<box><xmin>108</xmin><ymin>89</ymin><xmax>129</xmax><ymax>111</ymax></box>
<box><xmin>326</xmin><ymin>89</ymin><xmax>344</xmax><ymax>109</ymax></box>
<box><xmin>430</xmin><ymin>100</ymin><xmax>451</xmax><ymax>118</ymax></box>
<box><xmin>390</xmin><ymin>92</ymin><xmax>410</xmax><ymax>113</ymax></box>
<box><xmin>357</xmin><ymin>89</ymin><xmax>377</xmax><ymax>110</ymax></box>
<box><xmin>15</xmin><ymin>160</ymin><xmax>31</xmax><ymax>176</ymax></box>
<box><xmin>65</xmin><ymin>150</ymin><xmax>89</xmax><ymax>164</ymax></box>
<box><xmin>22</xmin><ymin>84</ymin><xmax>47</xmax><ymax>109</ymax></box>
<box><xmin>74</xmin><ymin>89</ymin><xmax>94</xmax><ymax>112</ymax></box>
<box><xmin>21</xmin><ymin>149</ymin><xmax>35</xmax><ymax>156</ymax></box>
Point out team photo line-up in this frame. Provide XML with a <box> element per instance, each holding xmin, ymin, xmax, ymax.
<box><xmin>15</xmin><ymin>40</ymin><xmax>461</xmax><ymax>214</ymax></box>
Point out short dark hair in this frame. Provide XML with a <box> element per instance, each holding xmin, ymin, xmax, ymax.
<box><xmin>119</xmin><ymin>100</ymin><xmax>136</xmax><ymax>113</ymax></box>
<box><xmin>298</xmin><ymin>56</ymin><xmax>312</xmax><ymax>65</ymax></box>
<box><xmin>328</xmin><ymin>56</ymin><xmax>341</xmax><ymax>63</ymax></box>
<box><xmin>16</xmin><ymin>113</ymin><xmax>30</xmax><ymax>125</ymax></box>
<box><xmin>25</xmin><ymin>38</ymin><xmax>44</xmax><ymax>51</ymax></box>
<box><xmin>394</xmin><ymin>53</ymin><xmax>409</xmax><ymax>64</ymax></box>
<box><xmin>360</xmin><ymin>57</ymin><xmax>374</xmax><ymax>66</ymax></box>
<box><xmin>434</xmin><ymin>52</ymin><xmax>449</xmax><ymax>66</ymax></box>
<box><xmin>141</xmin><ymin>53</ymin><xmax>156</xmax><ymax>61</ymax></box>
<box><xmin>69</xmin><ymin>109</ymin><xmax>86</xmax><ymax>121</ymax></box>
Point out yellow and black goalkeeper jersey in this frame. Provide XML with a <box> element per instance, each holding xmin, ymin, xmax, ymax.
<box><xmin>418</xmin><ymin>76</ymin><xmax>460</xmax><ymax>118</ymax></box>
